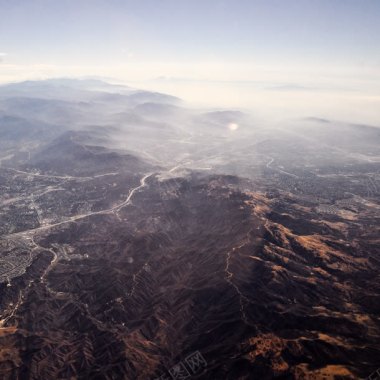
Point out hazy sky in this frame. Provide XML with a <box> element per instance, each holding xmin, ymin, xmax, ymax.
<box><xmin>0</xmin><ymin>0</ymin><xmax>379</xmax><ymax>122</ymax></box>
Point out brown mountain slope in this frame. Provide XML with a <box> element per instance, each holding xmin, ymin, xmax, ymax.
<box><xmin>0</xmin><ymin>174</ymin><xmax>379</xmax><ymax>379</ymax></box>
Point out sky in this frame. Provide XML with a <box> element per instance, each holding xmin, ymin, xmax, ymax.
<box><xmin>0</xmin><ymin>0</ymin><xmax>379</xmax><ymax>122</ymax></box>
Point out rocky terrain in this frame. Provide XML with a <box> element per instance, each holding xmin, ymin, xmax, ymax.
<box><xmin>0</xmin><ymin>80</ymin><xmax>379</xmax><ymax>379</ymax></box>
